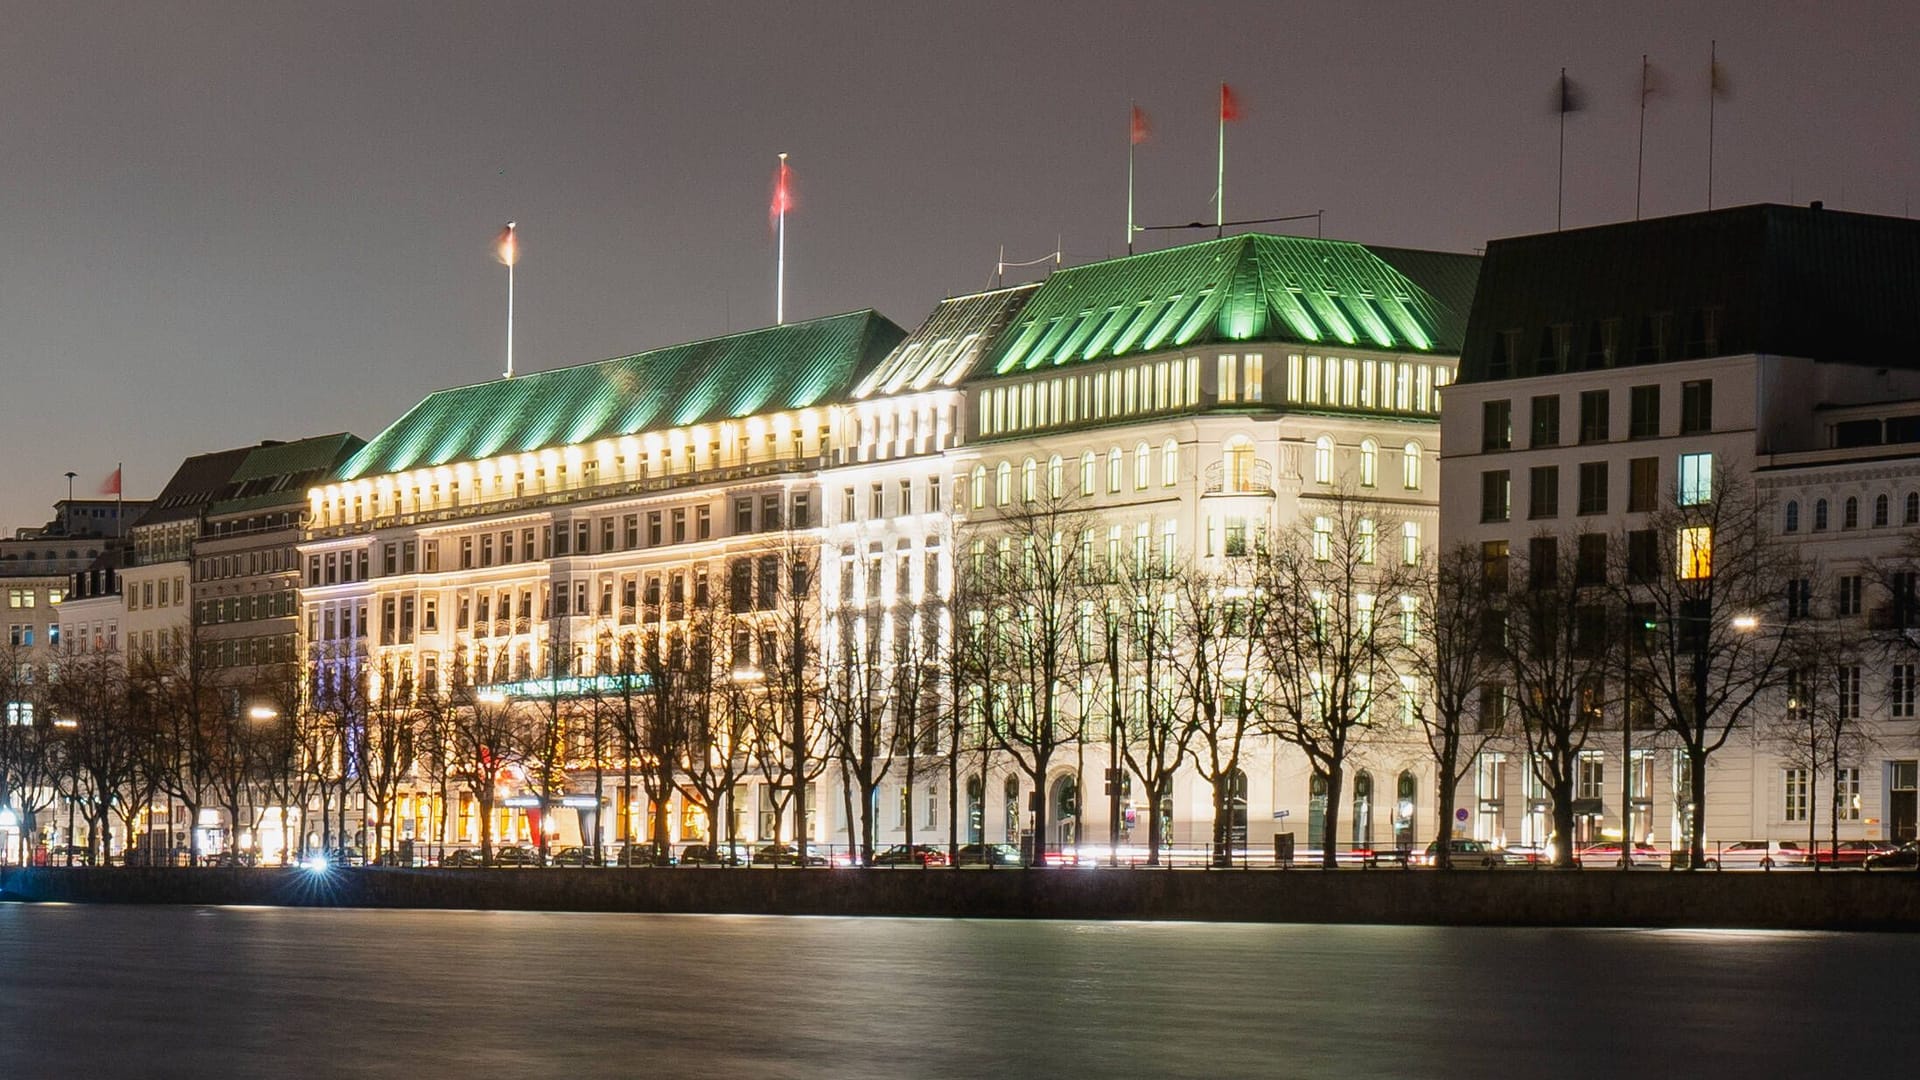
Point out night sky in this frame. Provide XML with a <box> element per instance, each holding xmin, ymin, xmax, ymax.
<box><xmin>2</xmin><ymin>2</ymin><xmax>1915</xmax><ymax>528</ymax></box>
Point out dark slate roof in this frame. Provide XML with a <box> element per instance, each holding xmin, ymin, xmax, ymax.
<box><xmin>1456</xmin><ymin>203</ymin><xmax>1920</xmax><ymax>384</ymax></box>
<box><xmin>131</xmin><ymin>446</ymin><xmax>262</xmax><ymax>528</ymax></box>
<box><xmin>982</xmin><ymin>234</ymin><xmax>1478</xmax><ymax>378</ymax></box>
<box><xmin>852</xmin><ymin>285</ymin><xmax>1039</xmax><ymax>399</ymax></box>
<box><xmin>339</xmin><ymin>311</ymin><xmax>905</xmax><ymax>481</ymax></box>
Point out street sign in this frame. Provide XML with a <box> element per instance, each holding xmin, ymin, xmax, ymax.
<box><xmin>1455</xmin><ymin>808</ymin><xmax>1469</xmax><ymax>823</ymax></box>
<box><xmin>1271</xmin><ymin>809</ymin><xmax>1291</xmax><ymax>820</ymax></box>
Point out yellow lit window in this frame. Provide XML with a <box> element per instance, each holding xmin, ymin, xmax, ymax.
<box><xmin>1677</xmin><ymin>526</ymin><xmax>1712</xmax><ymax>579</ymax></box>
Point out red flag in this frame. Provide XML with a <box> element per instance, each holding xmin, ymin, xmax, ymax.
<box><xmin>1130</xmin><ymin>104</ymin><xmax>1152</xmax><ymax>145</ymax></box>
<box><xmin>99</xmin><ymin>466</ymin><xmax>121</xmax><ymax>496</ymax></box>
<box><xmin>1219</xmin><ymin>82</ymin><xmax>1242</xmax><ymax>122</ymax></box>
<box><xmin>494</xmin><ymin>222</ymin><xmax>517</xmax><ymax>266</ymax></box>
<box><xmin>770</xmin><ymin>154</ymin><xmax>794</xmax><ymax>224</ymax></box>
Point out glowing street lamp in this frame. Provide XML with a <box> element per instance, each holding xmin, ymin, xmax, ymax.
<box><xmin>247</xmin><ymin>705</ymin><xmax>280</xmax><ymax>722</ymax></box>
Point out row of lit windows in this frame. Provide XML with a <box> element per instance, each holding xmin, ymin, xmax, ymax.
<box><xmin>968</xmin><ymin>441</ymin><xmax>1183</xmax><ymax>509</ymax></box>
<box><xmin>1311</xmin><ymin>436</ymin><xmax>1425</xmax><ymax>489</ymax></box>
<box><xmin>1287</xmin><ymin>355</ymin><xmax>1449</xmax><ymax>414</ymax></box>
<box><xmin>979</xmin><ymin>357</ymin><xmax>1205</xmax><ymax>437</ymax></box>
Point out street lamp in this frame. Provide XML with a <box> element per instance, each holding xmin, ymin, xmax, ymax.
<box><xmin>247</xmin><ymin>705</ymin><xmax>279</xmax><ymax>722</ymax></box>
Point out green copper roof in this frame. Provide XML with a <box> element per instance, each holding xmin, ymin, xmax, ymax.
<box><xmin>986</xmin><ymin>234</ymin><xmax>1476</xmax><ymax>377</ymax></box>
<box><xmin>339</xmin><ymin>311</ymin><xmax>904</xmax><ymax>481</ymax></box>
<box><xmin>212</xmin><ymin>433</ymin><xmax>365</xmax><ymax>515</ymax></box>
<box><xmin>853</xmin><ymin>284</ymin><xmax>1038</xmax><ymax>398</ymax></box>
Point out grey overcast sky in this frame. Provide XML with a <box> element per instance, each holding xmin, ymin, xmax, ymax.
<box><xmin>2</xmin><ymin>1</ymin><xmax>1916</xmax><ymax>528</ymax></box>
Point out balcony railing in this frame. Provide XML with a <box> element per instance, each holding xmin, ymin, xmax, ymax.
<box><xmin>1203</xmin><ymin>459</ymin><xmax>1274</xmax><ymax>496</ymax></box>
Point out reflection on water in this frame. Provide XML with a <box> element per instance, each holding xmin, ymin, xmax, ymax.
<box><xmin>0</xmin><ymin>904</ymin><xmax>1910</xmax><ymax>1079</ymax></box>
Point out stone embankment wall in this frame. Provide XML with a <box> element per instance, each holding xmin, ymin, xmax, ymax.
<box><xmin>4</xmin><ymin>866</ymin><xmax>1916</xmax><ymax>931</ymax></box>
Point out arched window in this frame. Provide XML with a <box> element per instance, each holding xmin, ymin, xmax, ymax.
<box><xmin>1224</xmin><ymin>436</ymin><xmax>1256</xmax><ymax>493</ymax></box>
<box><xmin>1814</xmin><ymin>498</ymin><xmax>1829</xmax><ymax>531</ymax></box>
<box><xmin>1047</xmin><ymin>454</ymin><xmax>1064</xmax><ymax>499</ymax></box>
<box><xmin>1784</xmin><ymin>500</ymin><xmax>1799</xmax><ymax>533</ymax></box>
<box><xmin>1134</xmin><ymin>442</ymin><xmax>1151</xmax><ymax>490</ymax></box>
<box><xmin>965</xmin><ymin>776</ymin><xmax>985</xmax><ymax>844</ymax></box>
<box><xmin>1876</xmin><ymin>494</ymin><xmax>1890</xmax><ymax>528</ymax></box>
<box><xmin>1352</xmin><ymin>771</ymin><xmax>1374</xmax><ymax>847</ymax></box>
<box><xmin>1908</xmin><ymin>492</ymin><xmax>1920</xmax><ymax>526</ymax></box>
<box><xmin>1162</xmin><ymin>439</ymin><xmax>1179</xmax><ymax>487</ymax></box>
<box><xmin>1050</xmin><ymin>774</ymin><xmax>1079</xmax><ymax>846</ymax></box>
<box><xmin>1844</xmin><ymin>496</ymin><xmax>1859</xmax><ymax>529</ymax></box>
<box><xmin>1021</xmin><ymin>457</ymin><xmax>1037</xmax><ymax>503</ymax></box>
<box><xmin>995</xmin><ymin>462</ymin><xmax>1012</xmax><ymax>507</ymax></box>
<box><xmin>1394</xmin><ymin>772</ymin><xmax>1418</xmax><ymax>849</ymax></box>
<box><xmin>1402</xmin><ymin>441</ymin><xmax>1422</xmax><ymax>489</ymax></box>
<box><xmin>970</xmin><ymin>465</ymin><xmax>987</xmax><ymax>510</ymax></box>
<box><xmin>1359</xmin><ymin>439</ymin><xmax>1378</xmax><ymax>487</ymax></box>
<box><xmin>1004</xmin><ymin>775</ymin><xmax>1022</xmax><ymax>844</ymax></box>
<box><xmin>1357</xmin><ymin>518</ymin><xmax>1376</xmax><ymax>564</ymax></box>
<box><xmin>1107</xmin><ymin>448</ymin><xmax>1124</xmax><ymax>493</ymax></box>
<box><xmin>1308</xmin><ymin>774</ymin><xmax>1328</xmax><ymax>847</ymax></box>
<box><xmin>1314</xmin><ymin>436</ymin><xmax>1333</xmax><ymax>485</ymax></box>
<box><xmin>1080</xmin><ymin>451</ymin><xmax>1097</xmax><ymax>496</ymax></box>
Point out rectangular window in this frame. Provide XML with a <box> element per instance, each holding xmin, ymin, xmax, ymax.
<box><xmin>1628</xmin><ymin>457</ymin><xmax>1658</xmax><ymax>513</ymax></box>
<box><xmin>671</xmin><ymin>508</ymin><xmax>687</xmax><ymax>544</ymax></box>
<box><xmin>1480</xmin><ymin>540</ymin><xmax>1510</xmax><ymax>593</ymax></box>
<box><xmin>1482</xmin><ymin>400</ymin><xmax>1511</xmax><ymax>452</ymax></box>
<box><xmin>1217</xmin><ymin>355</ymin><xmax>1237</xmax><ymax>403</ymax></box>
<box><xmin>1577</xmin><ymin>462</ymin><xmax>1608</xmax><ymax>516</ymax></box>
<box><xmin>1480</xmin><ymin>470</ymin><xmax>1511</xmax><ymax>523</ymax></box>
<box><xmin>1244</xmin><ymin>354</ymin><xmax>1263</xmax><ymax>402</ymax></box>
<box><xmin>647</xmin><ymin>512</ymin><xmax>663</xmax><ymax>546</ymax></box>
<box><xmin>1676</xmin><ymin>526</ymin><xmax>1712</xmax><ymax>580</ymax></box>
<box><xmin>1890</xmin><ymin>664</ymin><xmax>1916</xmax><ymax>719</ymax></box>
<box><xmin>1680</xmin><ymin>379</ymin><xmax>1713</xmax><ymax>434</ymax></box>
<box><xmin>1528</xmin><ymin>466</ymin><xmax>1559</xmax><ymax>519</ymax></box>
<box><xmin>1579</xmin><ymin>389</ymin><xmax>1610</xmax><ymax>443</ymax></box>
<box><xmin>1837</xmin><ymin>574</ymin><xmax>1863</xmax><ymax>617</ymax></box>
<box><xmin>1577</xmin><ymin>534</ymin><xmax>1607</xmax><ymax>586</ymax></box>
<box><xmin>1783</xmin><ymin>767</ymin><xmax>1809</xmax><ymax>823</ymax></box>
<box><xmin>1629</xmin><ymin>385</ymin><xmax>1660</xmax><ymax>439</ymax></box>
<box><xmin>1838</xmin><ymin>665</ymin><xmax>1861</xmax><ymax>719</ymax></box>
<box><xmin>1528</xmin><ymin>536</ymin><xmax>1558</xmax><ymax>590</ymax></box>
<box><xmin>1678</xmin><ymin>452</ymin><xmax>1713</xmax><ymax>506</ymax></box>
<box><xmin>1529</xmin><ymin>395</ymin><xmax>1560</xmax><ymax>448</ymax></box>
<box><xmin>735</xmin><ymin>497</ymin><xmax>754</xmax><ymax>534</ymax></box>
<box><xmin>1627</xmin><ymin>529</ymin><xmax>1659</xmax><ymax>583</ymax></box>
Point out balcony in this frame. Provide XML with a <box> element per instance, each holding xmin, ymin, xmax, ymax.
<box><xmin>1203</xmin><ymin>459</ymin><xmax>1274</xmax><ymax>496</ymax></box>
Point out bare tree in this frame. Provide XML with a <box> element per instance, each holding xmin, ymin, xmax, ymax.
<box><xmin>1764</xmin><ymin>575</ymin><xmax>1876</xmax><ymax>870</ymax></box>
<box><xmin>1262</xmin><ymin>494</ymin><xmax>1412</xmax><ymax>868</ymax></box>
<box><xmin>823</xmin><ymin>602</ymin><xmax>894</xmax><ymax>864</ymax></box>
<box><xmin>1403</xmin><ymin>545</ymin><xmax>1505</xmax><ymax>868</ymax></box>
<box><xmin>1107</xmin><ymin>550</ymin><xmax>1196</xmax><ymax>866</ymax></box>
<box><xmin>744</xmin><ymin>539</ymin><xmax>826</xmax><ymax>858</ymax></box>
<box><xmin>1626</xmin><ymin>466</ymin><xmax>1796</xmax><ymax>869</ymax></box>
<box><xmin>42</xmin><ymin>648</ymin><xmax>139</xmax><ymax>864</ymax></box>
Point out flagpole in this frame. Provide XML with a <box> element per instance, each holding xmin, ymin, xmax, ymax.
<box><xmin>502</xmin><ymin>222</ymin><xmax>516</xmax><ymax>379</ymax></box>
<box><xmin>776</xmin><ymin>153</ymin><xmax>788</xmax><ymax>325</ymax></box>
<box><xmin>1557</xmin><ymin>68</ymin><xmax>1568</xmax><ymax>231</ymax></box>
<box><xmin>1216</xmin><ymin>83</ymin><xmax>1227</xmax><ymax>239</ymax></box>
<box><xmin>1127</xmin><ymin>103</ymin><xmax>1136</xmax><ymax>255</ymax></box>
<box><xmin>1707</xmin><ymin>40</ymin><xmax>1718</xmax><ymax>211</ymax></box>
<box><xmin>115</xmin><ymin>462</ymin><xmax>123</xmax><ymax>539</ymax></box>
<box><xmin>1636</xmin><ymin>55</ymin><xmax>1649</xmax><ymax>220</ymax></box>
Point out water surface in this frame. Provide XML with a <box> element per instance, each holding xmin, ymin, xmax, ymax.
<box><xmin>0</xmin><ymin>905</ymin><xmax>1906</xmax><ymax>1078</ymax></box>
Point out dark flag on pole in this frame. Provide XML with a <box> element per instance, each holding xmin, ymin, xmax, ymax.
<box><xmin>1552</xmin><ymin>68</ymin><xmax>1585</xmax><ymax>230</ymax></box>
<box><xmin>1555</xmin><ymin>70</ymin><xmax>1585</xmax><ymax>115</ymax></box>
<box><xmin>1708</xmin><ymin>41</ymin><xmax>1731</xmax><ymax>208</ymax></box>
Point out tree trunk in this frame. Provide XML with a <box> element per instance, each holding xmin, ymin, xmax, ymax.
<box><xmin>1688</xmin><ymin>749</ymin><xmax>1708</xmax><ymax>871</ymax></box>
<box><xmin>1320</xmin><ymin>769</ymin><xmax>1345</xmax><ymax>870</ymax></box>
<box><xmin>1551</xmin><ymin>775</ymin><xmax>1576</xmax><ymax>869</ymax></box>
<box><xmin>1435</xmin><ymin>743</ymin><xmax>1459</xmax><ymax>871</ymax></box>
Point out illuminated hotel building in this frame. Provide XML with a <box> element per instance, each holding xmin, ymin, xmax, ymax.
<box><xmin>300</xmin><ymin>233</ymin><xmax>1478</xmax><ymax>857</ymax></box>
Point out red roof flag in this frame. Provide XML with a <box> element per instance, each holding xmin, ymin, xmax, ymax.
<box><xmin>494</xmin><ymin>222</ymin><xmax>517</xmax><ymax>266</ymax></box>
<box><xmin>99</xmin><ymin>466</ymin><xmax>121</xmax><ymax>496</ymax></box>
<box><xmin>1130</xmin><ymin>104</ymin><xmax>1152</xmax><ymax>145</ymax></box>
<box><xmin>1219</xmin><ymin>82</ymin><xmax>1242</xmax><ymax>122</ymax></box>
<box><xmin>770</xmin><ymin>155</ymin><xmax>794</xmax><ymax>223</ymax></box>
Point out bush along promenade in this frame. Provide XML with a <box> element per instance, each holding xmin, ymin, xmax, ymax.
<box><xmin>5</xmin><ymin>864</ymin><xmax>1920</xmax><ymax>932</ymax></box>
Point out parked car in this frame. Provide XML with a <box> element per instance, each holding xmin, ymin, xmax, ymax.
<box><xmin>1574</xmin><ymin>842</ymin><xmax>1668</xmax><ymax>869</ymax></box>
<box><xmin>955</xmin><ymin>843</ymin><xmax>1023</xmax><ymax>867</ymax></box>
<box><xmin>1865</xmin><ymin>842</ymin><xmax>1919</xmax><ymax>871</ymax></box>
<box><xmin>1500</xmin><ymin>844</ymin><xmax>1548</xmax><ymax>866</ymax></box>
<box><xmin>680</xmin><ymin>843</ymin><xmax>748</xmax><ymax>866</ymax></box>
<box><xmin>1704</xmin><ymin>840</ymin><xmax>1811</xmax><ymax>870</ymax></box>
<box><xmin>121</xmin><ymin>845</ymin><xmax>193</xmax><ymax>867</ymax></box>
<box><xmin>616</xmin><ymin>842</ymin><xmax>677</xmax><ymax>867</ymax></box>
<box><xmin>549</xmin><ymin>846</ymin><xmax>595</xmax><ymax>867</ymax></box>
<box><xmin>440</xmin><ymin>848</ymin><xmax>482</xmax><ymax>868</ymax></box>
<box><xmin>36</xmin><ymin>844</ymin><xmax>95</xmax><ymax>866</ymax></box>
<box><xmin>751</xmin><ymin>842</ymin><xmax>828</xmax><ymax>867</ymax></box>
<box><xmin>872</xmin><ymin>844</ymin><xmax>949</xmax><ymax>867</ymax></box>
<box><xmin>372</xmin><ymin>850</ymin><xmax>422</xmax><ymax>867</ymax></box>
<box><xmin>490</xmin><ymin>845</ymin><xmax>538</xmax><ymax>867</ymax></box>
<box><xmin>1814</xmin><ymin>840</ymin><xmax>1895</xmax><ymax>868</ymax></box>
<box><xmin>203</xmin><ymin>851</ymin><xmax>260</xmax><ymax>868</ymax></box>
<box><xmin>1412</xmin><ymin>839</ymin><xmax>1507</xmax><ymax>868</ymax></box>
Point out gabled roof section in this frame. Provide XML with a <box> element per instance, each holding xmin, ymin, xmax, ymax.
<box><xmin>853</xmin><ymin>284</ymin><xmax>1038</xmax><ymax>399</ymax></box>
<box><xmin>131</xmin><ymin>445</ymin><xmax>261</xmax><ymax>528</ymax></box>
<box><xmin>1457</xmin><ymin>203</ymin><xmax>1920</xmax><ymax>384</ymax></box>
<box><xmin>339</xmin><ymin>311</ymin><xmax>905</xmax><ymax>481</ymax></box>
<box><xmin>984</xmin><ymin>234</ymin><xmax>1476</xmax><ymax>379</ymax></box>
<box><xmin>212</xmin><ymin>433</ymin><xmax>365</xmax><ymax>515</ymax></box>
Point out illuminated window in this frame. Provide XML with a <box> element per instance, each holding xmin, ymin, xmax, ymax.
<box><xmin>1080</xmin><ymin>452</ymin><xmax>1097</xmax><ymax>496</ymax></box>
<box><xmin>1313</xmin><ymin>517</ymin><xmax>1332</xmax><ymax>561</ymax></box>
<box><xmin>1047</xmin><ymin>455</ymin><xmax>1063</xmax><ymax>499</ymax></box>
<box><xmin>1402</xmin><ymin>442</ymin><xmax>1422</xmax><ymax>489</ymax></box>
<box><xmin>1218</xmin><ymin>355</ymin><xmax>1238</xmax><ymax>403</ymax></box>
<box><xmin>1162</xmin><ymin>440</ymin><xmax>1179</xmax><ymax>487</ymax></box>
<box><xmin>1107</xmin><ymin>448</ymin><xmax>1123</xmax><ymax>493</ymax></box>
<box><xmin>1359</xmin><ymin>440</ymin><xmax>1377</xmax><ymax>487</ymax></box>
<box><xmin>1402</xmin><ymin>522</ymin><xmax>1420</xmax><ymax>566</ymax></box>
<box><xmin>1134</xmin><ymin>442</ymin><xmax>1151</xmax><ymax>490</ymax></box>
<box><xmin>1314</xmin><ymin>436</ymin><xmax>1333</xmax><ymax>484</ymax></box>
<box><xmin>970</xmin><ymin>466</ymin><xmax>987</xmax><ymax>509</ymax></box>
<box><xmin>1357</xmin><ymin>518</ymin><xmax>1376</xmax><ymax>564</ymax></box>
<box><xmin>1021</xmin><ymin>458</ymin><xmax>1036</xmax><ymax>503</ymax></box>
<box><xmin>995</xmin><ymin>462</ymin><xmax>1012</xmax><ymax>507</ymax></box>
<box><xmin>1677</xmin><ymin>452</ymin><xmax>1713</xmax><ymax>506</ymax></box>
<box><xmin>1224</xmin><ymin>437</ymin><xmax>1256</xmax><ymax>493</ymax></box>
<box><xmin>1676</xmin><ymin>526</ymin><xmax>1712</xmax><ymax>579</ymax></box>
<box><xmin>1244</xmin><ymin>354</ymin><xmax>1263</xmax><ymax>402</ymax></box>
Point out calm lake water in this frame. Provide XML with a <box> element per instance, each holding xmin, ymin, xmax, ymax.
<box><xmin>0</xmin><ymin>904</ymin><xmax>1910</xmax><ymax>1078</ymax></box>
